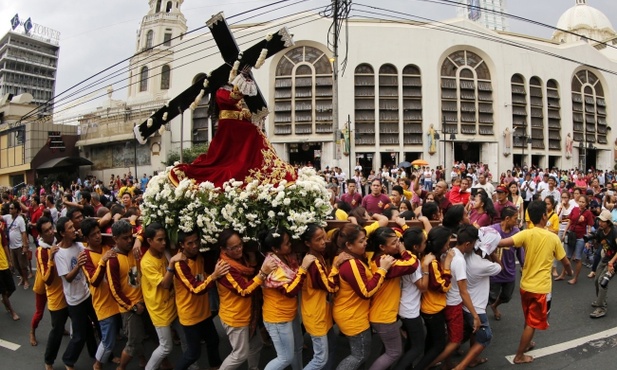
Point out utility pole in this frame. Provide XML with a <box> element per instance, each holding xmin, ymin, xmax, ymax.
<box><xmin>331</xmin><ymin>0</ymin><xmax>340</xmax><ymax>163</ymax></box>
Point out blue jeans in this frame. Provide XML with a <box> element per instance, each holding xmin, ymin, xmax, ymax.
<box><xmin>336</xmin><ymin>328</ymin><xmax>372</xmax><ymax>370</ymax></box>
<box><xmin>96</xmin><ymin>313</ymin><xmax>120</xmax><ymax>363</ymax></box>
<box><xmin>264</xmin><ymin>316</ymin><xmax>303</xmax><ymax>370</ymax></box>
<box><xmin>305</xmin><ymin>329</ymin><xmax>332</xmax><ymax>370</ymax></box>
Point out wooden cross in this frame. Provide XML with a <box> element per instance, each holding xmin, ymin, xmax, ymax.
<box><xmin>134</xmin><ymin>12</ymin><xmax>293</xmax><ymax>144</ymax></box>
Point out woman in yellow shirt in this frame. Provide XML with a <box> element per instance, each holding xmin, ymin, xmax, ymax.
<box><xmin>414</xmin><ymin>226</ymin><xmax>454</xmax><ymax>370</ymax></box>
<box><xmin>367</xmin><ymin>227</ymin><xmax>419</xmax><ymax>369</ymax></box>
<box><xmin>300</xmin><ymin>224</ymin><xmax>339</xmax><ymax>370</ymax></box>
<box><xmin>260</xmin><ymin>227</ymin><xmax>315</xmax><ymax>370</ymax></box>
<box><xmin>332</xmin><ymin>223</ymin><xmax>394</xmax><ymax>370</ymax></box>
<box><xmin>544</xmin><ymin>196</ymin><xmax>560</xmax><ymax>235</ymax></box>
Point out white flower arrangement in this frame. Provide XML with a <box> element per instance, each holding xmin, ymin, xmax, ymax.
<box><xmin>141</xmin><ymin>166</ymin><xmax>332</xmax><ymax>251</ymax></box>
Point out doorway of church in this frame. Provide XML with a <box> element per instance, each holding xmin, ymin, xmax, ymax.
<box><xmin>454</xmin><ymin>142</ymin><xmax>480</xmax><ymax>164</ymax></box>
<box><xmin>289</xmin><ymin>143</ymin><xmax>322</xmax><ymax>169</ymax></box>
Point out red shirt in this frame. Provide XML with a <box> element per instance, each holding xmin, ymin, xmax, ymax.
<box><xmin>361</xmin><ymin>193</ymin><xmax>391</xmax><ymax>215</ymax></box>
<box><xmin>341</xmin><ymin>192</ymin><xmax>363</xmax><ymax>209</ymax></box>
<box><xmin>568</xmin><ymin>207</ymin><xmax>594</xmax><ymax>239</ymax></box>
<box><xmin>447</xmin><ymin>186</ymin><xmax>470</xmax><ymax>206</ymax></box>
<box><xmin>30</xmin><ymin>205</ymin><xmax>45</xmax><ymax>239</ymax></box>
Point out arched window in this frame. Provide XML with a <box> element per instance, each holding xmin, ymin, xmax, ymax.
<box><xmin>166</xmin><ymin>1</ymin><xmax>172</xmax><ymax>13</ymax></box>
<box><xmin>572</xmin><ymin>70</ymin><xmax>607</xmax><ymax>145</ymax></box>
<box><xmin>273</xmin><ymin>46</ymin><xmax>333</xmax><ymax>135</ymax></box>
<box><xmin>529</xmin><ymin>77</ymin><xmax>544</xmax><ymax>149</ymax></box>
<box><xmin>378</xmin><ymin>64</ymin><xmax>399</xmax><ymax>145</ymax></box>
<box><xmin>160</xmin><ymin>65</ymin><xmax>170</xmax><ymax>90</ymax></box>
<box><xmin>546</xmin><ymin>79</ymin><xmax>561</xmax><ymax>150</ymax></box>
<box><xmin>145</xmin><ymin>30</ymin><xmax>154</xmax><ymax>49</ymax></box>
<box><xmin>402</xmin><ymin>64</ymin><xmax>422</xmax><ymax>145</ymax></box>
<box><xmin>354</xmin><ymin>64</ymin><xmax>375</xmax><ymax>146</ymax></box>
<box><xmin>192</xmin><ymin>73</ymin><xmax>210</xmax><ymax>144</ymax></box>
<box><xmin>510</xmin><ymin>74</ymin><xmax>527</xmax><ymax>148</ymax></box>
<box><xmin>156</xmin><ymin>0</ymin><xmax>162</xmax><ymax>12</ymax></box>
<box><xmin>139</xmin><ymin>66</ymin><xmax>148</xmax><ymax>92</ymax></box>
<box><xmin>440</xmin><ymin>50</ymin><xmax>493</xmax><ymax>135</ymax></box>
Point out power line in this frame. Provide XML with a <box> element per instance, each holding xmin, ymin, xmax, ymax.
<box><xmin>35</xmin><ymin>10</ymin><xmax>326</xmax><ymax>121</ymax></box>
<box><xmin>352</xmin><ymin>3</ymin><xmax>617</xmax><ymax>78</ymax></box>
<box><xmin>18</xmin><ymin>0</ymin><xmax>311</xmax><ymax>124</ymax></box>
<box><xmin>421</xmin><ymin>0</ymin><xmax>617</xmax><ymax>50</ymax></box>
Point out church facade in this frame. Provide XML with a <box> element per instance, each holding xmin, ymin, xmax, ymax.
<box><xmin>79</xmin><ymin>0</ymin><xmax>617</xmax><ymax>180</ymax></box>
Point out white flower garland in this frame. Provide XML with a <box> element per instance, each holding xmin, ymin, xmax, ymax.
<box><xmin>141</xmin><ymin>167</ymin><xmax>331</xmax><ymax>251</ymax></box>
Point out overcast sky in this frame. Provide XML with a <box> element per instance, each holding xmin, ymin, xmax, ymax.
<box><xmin>2</xmin><ymin>0</ymin><xmax>617</xmax><ymax>109</ymax></box>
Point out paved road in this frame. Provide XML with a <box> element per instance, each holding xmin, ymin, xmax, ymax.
<box><xmin>1</xmin><ymin>264</ymin><xmax>616</xmax><ymax>369</ymax></box>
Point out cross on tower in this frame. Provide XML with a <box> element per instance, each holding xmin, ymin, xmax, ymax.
<box><xmin>134</xmin><ymin>12</ymin><xmax>293</xmax><ymax>144</ymax></box>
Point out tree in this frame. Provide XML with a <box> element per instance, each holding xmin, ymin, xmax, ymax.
<box><xmin>164</xmin><ymin>143</ymin><xmax>209</xmax><ymax>166</ymax></box>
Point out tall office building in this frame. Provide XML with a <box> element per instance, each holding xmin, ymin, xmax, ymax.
<box><xmin>0</xmin><ymin>28</ymin><xmax>59</xmax><ymax>108</ymax></box>
<box><xmin>458</xmin><ymin>0</ymin><xmax>508</xmax><ymax>31</ymax></box>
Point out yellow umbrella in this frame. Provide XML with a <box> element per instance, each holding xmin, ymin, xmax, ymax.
<box><xmin>411</xmin><ymin>159</ymin><xmax>429</xmax><ymax>166</ymax></box>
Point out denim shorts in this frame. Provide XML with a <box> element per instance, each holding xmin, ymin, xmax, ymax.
<box><xmin>463</xmin><ymin>311</ymin><xmax>492</xmax><ymax>347</ymax></box>
<box><xmin>566</xmin><ymin>238</ymin><xmax>585</xmax><ymax>261</ymax></box>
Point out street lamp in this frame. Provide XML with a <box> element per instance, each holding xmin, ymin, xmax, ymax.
<box><xmin>438</xmin><ymin>116</ymin><xmax>457</xmax><ymax>181</ymax></box>
<box><xmin>516</xmin><ymin>129</ymin><xmax>529</xmax><ymax>167</ymax></box>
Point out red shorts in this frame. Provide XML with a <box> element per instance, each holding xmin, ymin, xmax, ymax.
<box><xmin>444</xmin><ymin>303</ymin><xmax>464</xmax><ymax>343</ymax></box>
<box><xmin>520</xmin><ymin>289</ymin><xmax>550</xmax><ymax>330</ymax></box>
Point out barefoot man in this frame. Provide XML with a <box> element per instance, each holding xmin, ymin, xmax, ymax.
<box><xmin>498</xmin><ymin>200</ymin><xmax>573</xmax><ymax>364</ymax></box>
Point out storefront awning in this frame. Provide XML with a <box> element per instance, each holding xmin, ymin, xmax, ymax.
<box><xmin>37</xmin><ymin>156</ymin><xmax>93</xmax><ymax>169</ymax></box>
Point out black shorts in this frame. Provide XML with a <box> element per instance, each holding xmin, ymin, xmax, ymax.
<box><xmin>0</xmin><ymin>269</ymin><xmax>16</xmax><ymax>295</ymax></box>
<box><xmin>489</xmin><ymin>281</ymin><xmax>515</xmax><ymax>304</ymax></box>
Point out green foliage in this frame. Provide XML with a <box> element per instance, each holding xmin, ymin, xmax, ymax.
<box><xmin>164</xmin><ymin>143</ymin><xmax>209</xmax><ymax>166</ymax></box>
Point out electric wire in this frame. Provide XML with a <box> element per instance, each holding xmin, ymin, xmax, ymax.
<box><xmin>16</xmin><ymin>0</ymin><xmax>311</xmax><ymax>124</ymax></box>
<box><xmin>421</xmin><ymin>0</ymin><xmax>617</xmax><ymax>50</ymax></box>
<box><xmin>25</xmin><ymin>9</ymin><xmax>326</xmax><ymax>122</ymax></box>
<box><xmin>352</xmin><ymin>3</ymin><xmax>617</xmax><ymax>78</ymax></box>
<box><xmin>35</xmin><ymin>0</ymin><xmax>314</xmax><ymax>120</ymax></box>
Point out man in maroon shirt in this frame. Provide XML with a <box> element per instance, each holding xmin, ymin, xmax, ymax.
<box><xmin>361</xmin><ymin>179</ymin><xmax>391</xmax><ymax>215</ymax></box>
<box><xmin>434</xmin><ymin>181</ymin><xmax>452</xmax><ymax>214</ymax></box>
<box><xmin>493</xmin><ymin>186</ymin><xmax>515</xmax><ymax>224</ymax></box>
<box><xmin>341</xmin><ymin>179</ymin><xmax>363</xmax><ymax>209</ymax></box>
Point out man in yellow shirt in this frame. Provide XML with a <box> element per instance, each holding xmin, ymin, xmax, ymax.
<box><xmin>81</xmin><ymin>218</ymin><xmax>120</xmax><ymax>370</ymax></box>
<box><xmin>0</xmin><ymin>217</ymin><xmax>19</xmax><ymax>320</ymax></box>
<box><xmin>35</xmin><ymin>217</ymin><xmax>68</xmax><ymax>370</ymax></box>
<box><xmin>140</xmin><ymin>222</ymin><xmax>187</xmax><ymax>370</ymax></box>
<box><xmin>173</xmin><ymin>229</ymin><xmax>229</xmax><ymax>370</ymax></box>
<box><xmin>498</xmin><ymin>200</ymin><xmax>573</xmax><ymax>364</ymax></box>
<box><xmin>107</xmin><ymin>220</ymin><xmax>146</xmax><ymax>370</ymax></box>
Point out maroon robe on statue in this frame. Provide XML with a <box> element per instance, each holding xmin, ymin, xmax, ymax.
<box><xmin>169</xmin><ymin>87</ymin><xmax>296</xmax><ymax>188</ymax></box>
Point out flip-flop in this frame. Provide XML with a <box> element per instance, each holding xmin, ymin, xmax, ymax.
<box><xmin>468</xmin><ymin>357</ymin><xmax>488</xmax><ymax>368</ymax></box>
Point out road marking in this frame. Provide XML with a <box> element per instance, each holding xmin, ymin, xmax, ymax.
<box><xmin>505</xmin><ymin>326</ymin><xmax>617</xmax><ymax>364</ymax></box>
<box><xmin>0</xmin><ymin>338</ymin><xmax>20</xmax><ymax>351</ymax></box>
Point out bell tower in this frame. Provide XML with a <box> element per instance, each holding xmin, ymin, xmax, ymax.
<box><xmin>127</xmin><ymin>0</ymin><xmax>187</xmax><ymax>102</ymax></box>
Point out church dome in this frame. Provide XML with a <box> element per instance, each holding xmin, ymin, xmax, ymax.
<box><xmin>553</xmin><ymin>0</ymin><xmax>616</xmax><ymax>43</ymax></box>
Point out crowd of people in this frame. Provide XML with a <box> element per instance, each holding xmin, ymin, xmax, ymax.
<box><xmin>0</xmin><ymin>162</ymin><xmax>616</xmax><ymax>370</ymax></box>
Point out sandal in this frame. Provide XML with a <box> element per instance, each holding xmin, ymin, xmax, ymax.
<box><xmin>588</xmin><ymin>272</ymin><xmax>595</xmax><ymax>278</ymax></box>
